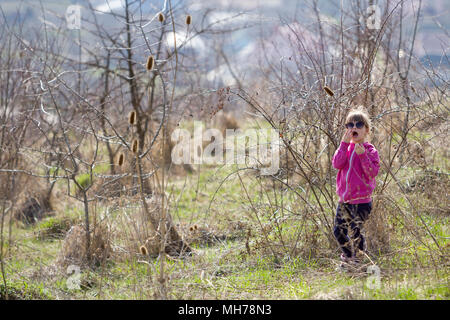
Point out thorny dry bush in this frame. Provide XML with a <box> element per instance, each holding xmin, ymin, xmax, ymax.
<box><xmin>57</xmin><ymin>223</ymin><xmax>112</xmax><ymax>269</ymax></box>
<box><xmin>0</xmin><ymin>0</ymin><xmax>448</xmax><ymax>299</ymax></box>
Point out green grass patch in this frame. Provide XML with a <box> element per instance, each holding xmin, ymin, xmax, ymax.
<box><xmin>0</xmin><ymin>281</ymin><xmax>52</xmax><ymax>300</ymax></box>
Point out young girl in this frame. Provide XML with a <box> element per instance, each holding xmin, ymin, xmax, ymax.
<box><xmin>332</xmin><ymin>108</ymin><xmax>380</xmax><ymax>267</ymax></box>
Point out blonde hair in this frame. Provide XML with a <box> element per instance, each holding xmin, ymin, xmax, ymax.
<box><xmin>345</xmin><ymin>106</ymin><xmax>372</xmax><ymax>131</ymax></box>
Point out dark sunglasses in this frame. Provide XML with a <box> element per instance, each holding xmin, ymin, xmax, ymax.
<box><xmin>346</xmin><ymin>121</ymin><xmax>365</xmax><ymax>129</ymax></box>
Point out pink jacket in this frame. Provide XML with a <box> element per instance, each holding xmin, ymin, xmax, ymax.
<box><xmin>332</xmin><ymin>142</ymin><xmax>380</xmax><ymax>204</ymax></box>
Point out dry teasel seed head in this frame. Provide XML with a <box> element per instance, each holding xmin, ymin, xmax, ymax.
<box><xmin>324</xmin><ymin>86</ymin><xmax>334</xmax><ymax>97</ymax></box>
<box><xmin>158</xmin><ymin>12</ymin><xmax>165</xmax><ymax>23</ymax></box>
<box><xmin>128</xmin><ymin>110</ymin><xmax>136</xmax><ymax>125</ymax></box>
<box><xmin>132</xmin><ymin>139</ymin><xmax>139</xmax><ymax>154</ymax></box>
<box><xmin>146</xmin><ymin>55</ymin><xmax>154</xmax><ymax>71</ymax></box>
<box><xmin>140</xmin><ymin>245</ymin><xmax>148</xmax><ymax>255</ymax></box>
<box><xmin>186</xmin><ymin>15</ymin><xmax>192</xmax><ymax>25</ymax></box>
<box><xmin>117</xmin><ymin>153</ymin><xmax>124</xmax><ymax>166</ymax></box>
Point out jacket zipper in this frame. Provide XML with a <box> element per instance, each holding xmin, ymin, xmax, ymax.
<box><xmin>342</xmin><ymin>146</ymin><xmax>356</xmax><ymax>202</ymax></box>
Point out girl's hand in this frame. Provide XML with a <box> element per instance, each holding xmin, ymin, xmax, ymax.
<box><xmin>342</xmin><ymin>129</ymin><xmax>352</xmax><ymax>143</ymax></box>
<box><xmin>355</xmin><ymin>143</ymin><xmax>365</xmax><ymax>154</ymax></box>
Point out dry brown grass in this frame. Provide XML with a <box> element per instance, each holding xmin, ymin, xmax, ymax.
<box><xmin>57</xmin><ymin>223</ymin><xmax>112</xmax><ymax>269</ymax></box>
<box><xmin>182</xmin><ymin>224</ymin><xmax>231</xmax><ymax>247</ymax></box>
<box><xmin>212</xmin><ymin>111</ymin><xmax>240</xmax><ymax>136</ymax></box>
<box><xmin>109</xmin><ymin>197</ymin><xmax>160</xmax><ymax>260</ymax></box>
<box><xmin>146</xmin><ymin>121</ymin><xmax>194</xmax><ymax>175</ymax></box>
<box><xmin>404</xmin><ymin>169</ymin><xmax>450</xmax><ymax>216</ymax></box>
<box><xmin>13</xmin><ymin>187</ymin><xmax>53</xmax><ymax>225</ymax></box>
<box><xmin>94</xmin><ymin>178</ymin><xmax>124</xmax><ymax>200</ymax></box>
<box><xmin>365</xmin><ymin>197</ymin><xmax>394</xmax><ymax>255</ymax></box>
